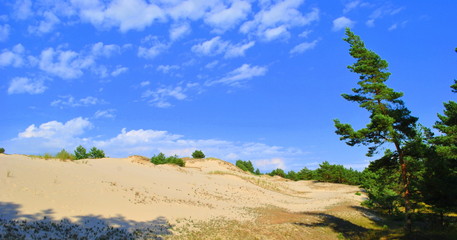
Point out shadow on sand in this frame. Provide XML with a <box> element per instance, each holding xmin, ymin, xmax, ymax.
<box><xmin>0</xmin><ymin>201</ymin><xmax>173</xmax><ymax>239</ymax></box>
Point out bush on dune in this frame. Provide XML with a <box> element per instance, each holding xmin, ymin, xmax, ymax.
<box><xmin>0</xmin><ymin>148</ymin><xmax>5</xmax><ymax>154</ymax></box>
<box><xmin>151</xmin><ymin>153</ymin><xmax>185</xmax><ymax>167</ymax></box>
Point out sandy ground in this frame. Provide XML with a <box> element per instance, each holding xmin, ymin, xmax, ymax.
<box><xmin>0</xmin><ymin>154</ymin><xmax>368</xmax><ymax>238</ymax></box>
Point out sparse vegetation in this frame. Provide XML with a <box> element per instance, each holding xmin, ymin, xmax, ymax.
<box><xmin>55</xmin><ymin>149</ymin><xmax>75</xmax><ymax>160</ymax></box>
<box><xmin>191</xmin><ymin>150</ymin><xmax>205</xmax><ymax>159</ymax></box>
<box><xmin>151</xmin><ymin>152</ymin><xmax>185</xmax><ymax>167</ymax></box>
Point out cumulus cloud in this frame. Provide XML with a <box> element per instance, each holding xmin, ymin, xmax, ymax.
<box><xmin>73</xmin><ymin>0</ymin><xmax>165</xmax><ymax>32</ymax></box>
<box><xmin>6</xmin><ymin>117</ymin><xmax>306</xmax><ymax>170</ymax></box>
<box><xmin>169</xmin><ymin>22</ymin><xmax>191</xmax><ymax>41</ymax></box>
<box><xmin>290</xmin><ymin>39</ymin><xmax>319</xmax><ymax>55</ymax></box>
<box><xmin>157</xmin><ymin>64</ymin><xmax>180</xmax><ymax>74</ymax></box>
<box><xmin>240</xmin><ymin>0</ymin><xmax>319</xmax><ymax>41</ymax></box>
<box><xmin>166</xmin><ymin>0</ymin><xmax>216</xmax><ymax>21</ymax></box>
<box><xmin>0</xmin><ymin>24</ymin><xmax>10</xmax><ymax>41</ymax></box>
<box><xmin>19</xmin><ymin>117</ymin><xmax>92</xmax><ymax>139</ymax></box>
<box><xmin>91</xmin><ymin>42</ymin><xmax>121</xmax><ymax>57</ymax></box>
<box><xmin>94</xmin><ymin>109</ymin><xmax>116</xmax><ymax>119</ymax></box>
<box><xmin>138</xmin><ymin>35</ymin><xmax>169</xmax><ymax>59</ymax></box>
<box><xmin>255</xmin><ymin>158</ymin><xmax>286</xmax><ymax>170</ymax></box>
<box><xmin>0</xmin><ymin>44</ymin><xmax>25</xmax><ymax>67</ymax></box>
<box><xmin>204</xmin><ymin>0</ymin><xmax>251</xmax><ymax>32</ymax></box>
<box><xmin>28</xmin><ymin>11</ymin><xmax>60</xmax><ymax>34</ymax></box>
<box><xmin>208</xmin><ymin>64</ymin><xmax>267</xmax><ymax>87</ymax></box>
<box><xmin>332</xmin><ymin>16</ymin><xmax>355</xmax><ymax>31</ymax></box>
<box><xmin>37</xmin><ymin>47</ymin><xmax>94</xmax><ymax>79</ymax></box>
<box><xmin>142</xmin><ymin>83</ymin><xmax>199</xmax><ymax>108</ymax></box>
<box><xmin>111</xmin><ymin>66</ymin><xmax>128</xmax><ymax>77</ymax></box>
<box><xmin>13</xmin><ymin>0</ymin><xmax>33</xmax><ymax>20</ymax></box>
<box><xmin>192</xmin><ymin>36</ymin><xmax>254</xmax><ymax>58</ymax></box>
<box><xmin>8</xmin><ymin>77</ymin><xmax>47</xmax><ymax>95</ymax></box>
<box><xmin>51</xmin><ymin>95</ymin><xmax>106</xmax><ymax>108</ymax></box>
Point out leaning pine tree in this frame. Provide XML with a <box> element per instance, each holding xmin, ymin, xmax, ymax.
<box><xmin>334</xmin><ymin>29</ymin><xmax>418</xmax><ymax>231</ymax></box>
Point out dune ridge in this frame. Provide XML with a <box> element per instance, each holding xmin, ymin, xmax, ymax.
<box><xmin>0</xmin><ymin>154</ymin><xmax>368</xmax><ymax>239</ymax></box>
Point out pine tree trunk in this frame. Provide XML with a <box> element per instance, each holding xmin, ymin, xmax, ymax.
<box><xmin>397</xmin><ymin>145</ymin><xmax>412</xmax><ymax>233</ymax></box>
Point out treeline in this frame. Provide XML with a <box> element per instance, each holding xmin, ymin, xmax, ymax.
<box><xmin>235</xmin><ymin>160</ymin><xmax>363</xmax><ymax>185</ymax></box>
<box><xmin>28</xmin><ymin>146</ymin><xmax>106</xmax><ymax>160</ymax></box>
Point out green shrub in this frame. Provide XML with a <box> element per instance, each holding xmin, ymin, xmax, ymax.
<box><xmin>55</xmin><ymin>149</ymin><xmax>75</xmax><ymax>160</ymax></box>
<box><xmin>191</xmin><ymin>150</ymin><xmax>205</xmax><ymax>159</ymax></box>
<box><xmin>151</xmin><ymin>153</ymin><xmax>185</xmax><ymax>167</ymax></box>
<box><xmin>268</xmin><ymin>168</ymin><xmax>286</xmax><ymax>178</ymax></box>
<box><xmin>74</xmin><ymin>145</ymin><xmax>89</xmax><ymax>160</ymax></box>
<box><xmin>236</xmin><ymin>160</ymin><xmax>255</xmax><ymax>173</ymax></box>
<box><xmin>43</xmin><ymin>153</ymin><xmax>53</xmax><ymax>160</ymax></box>
<box><xmin>0</xmin><ymin>148</ymin><xmax>5</xmax><ymax>154</ymax></box>
<box><xmin>88</xmin><ymin>147</ymin><xmax>105</xmax><ymax>159</ymax></box>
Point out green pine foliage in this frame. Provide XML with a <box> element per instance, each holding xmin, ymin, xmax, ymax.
<box><xmin>334</xmin><ymin>28</ymin><xmax>419</xmax><ymax>231</ymax></box>
<box><xmin>0</xmin><ymin>148</ymin><xmax>4</xmax><ymax>154</ymax></box>
<box><xmin>88</xmin><ymin>147</ymin><xmax>105</xmax><ymax>159</ymax></box>
<box><xmin>236</xmin><ymin>160</ymin><xmax>255</xmax><ymax>173</ymax></box>
<box><xmin>191</xmin><ymin>150</ymin><xmax>205</xmax><ymax>159</ymax></box>
<box><xmin>151</xmin><ymin>153</ymin><xmax>185</xmax><ymax>167</ymax></box>
<box><xmin>74</xmin><ymin>145</ymin><xmax>89</xmax><ymax>160</ymax></box>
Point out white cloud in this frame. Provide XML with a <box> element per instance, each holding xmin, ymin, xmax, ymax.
<box><xmin>73</xmin><ymin>0</ymin><xmax>165</xmax><ymax>32</ymax></box>
<box><xmin>205</xmin><ymin>60</ymin><xmax>219</xmax><ymax>69</ymax></box>
<box><xmin>208</xmin><ymin>64</ymin><xmax>267</xmax><ymax>87</ymax></box>
<box><xmin>91</xmin><ymin>42</ymin><xmax>121</xmax><ymax>57</ymax></box>
<box><xmin>225</xmin><ymin>41</ymin><xmax>255</xmax><ymax>58</ymax></box>
<box><xmin>6</xmin><ymin>118</ymin><xmax>307</xmax><ymax>170</ymax></box>
<box><xmin>290</xmin><ymin>39</ymin><xmax>318</xmax><ymax>55</ymax></box>
<box><xmin>240</xmin><ymin>0</ymin><xmax>319</xmax><ymax>41</ymax></box>
<box><xmin>142</xmin><ymin>83</ymin><xmax>194</xmax><ymax>108</ymax></box>
<box><xmin>138</xmin><ymin>35</ymin><xmax>169</xmax><ymax>59</ymax></box>
<box><xmin>192</xmin><ymin>36</ymin><xmax>229</xmax><ymax>56</ymax></box>
<box><xmin>140</xmin><ymin>81</ymin><xmax>150</xmax><ymax>87</ymax></box>
<box><xmin>169</xmin><ymin>22</ymin><xmax>191</xmax><ymax>41</ymax></box>
<box><xmin>298</xmin><ymin>30</ymin><xmax>311</xmax><ymax>38</ymax></box>
<box><xmin>111</xmin><ymin>66</ymin><xmax>128</xmax><ymax>76</ymax></box>
<box><xmin>192</xmin><ymin>36</ymin><xmax>254</xmax><ymax>58</ymax></box>
<box><xmin>51</xmin><ymin>95</ymin><xmax>106</xmax><ymax>108</ymax></box>
<box><xmin>0</xmin><ymin>44</ymin><xmax>25</xmax><ymax>67</ymax></box>
<box><xmin>94</xmin><ymin>109</ymin><xmax>116</xmax><ymax>119</ymax></box>
<box><xmin>332</xmin><ymin>16</ymin><xmax>355</xmax><ymax>31</ymax></box>
<box><xmin>13</xmin><ymin>0</ymin><xmax>33</xmax><ymax>20</ymax></box>
<box><xmin>204</xmin><ymin>0</ymin><xmax>251</xmax><ymax>32</ymax></box>
<box><xmin>166</xmin><ymin>0</ymin><xmax>216</xmax><ymax>21</ymax></box>
<box><xmin>8</xmin><ymin>77</ymin><xmax>47</xmax><ymax>95</ymax></box>
<box><xmin>343</xmin><ymin>0</ymin><xmax>362</xmax><ymax>14</ymax></box>
<box><xmin>18</xmin><ymin>117</ymin><xmax>92</xmax><ymax>139</ymax></box>
<box><xmin>37</xmin><ymin>47</ymin><xmax>94</xmax><ymax>79</ymax></box>
<box><xmin>366</xmin><ymin>6</ymin><xmax>404</xmax><ymax>27</ymax></box>
<box><xmin>157</xmin><ymin>64</ymin><xmax>180</xmax><ymax>74</ymax></box>
<box><xmin>255</xmin><ymin>158</ymin><xmax>286</xmax><ymax>170</ymax></box>
<box><xmin>263</xmin><ymin>25</ymin><xmax>289</xmax><ymax>41</ymax></box>
<box><xmin>0</xmin><ymin>24</ymin><xmax>10</xmax><ymax>41</ymax></box>
<box><xmin>28</xmin><ymin>11</ymin><xmax>60</xmax><ymax>35</ymax></box>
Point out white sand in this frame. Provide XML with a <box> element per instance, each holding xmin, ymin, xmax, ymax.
<box><xmin>0</xmin><ymin>154</ymin><xmax>364</xmax><ymax>228</ymax></box>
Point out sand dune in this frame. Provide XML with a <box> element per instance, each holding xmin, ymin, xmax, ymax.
<box><xmin>0</xmin><ymin>154</ymin><xmax>368</xmax><ymax>239</ymax></box>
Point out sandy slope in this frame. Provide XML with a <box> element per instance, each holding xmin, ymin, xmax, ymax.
<box><xmin>0</xmin><ymin>154</ymin><xmax>366</xmax><ymax>237</ymax></box>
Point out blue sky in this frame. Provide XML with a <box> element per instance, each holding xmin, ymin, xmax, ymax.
<box><xmin>1</xmin><ymin>0</ymin><xmax>456</xmax><ymax>172</ymax></box>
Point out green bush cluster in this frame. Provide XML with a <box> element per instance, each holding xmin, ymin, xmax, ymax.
<box><xmin>235</xmin><ymin>160</ymin><xmax>260</xmax><ymax>175</ymax></box>
<box><xmin>191</xmin><ymin>150</ymin><xmax>205</xmax><ymax>159</ymax></box>
<box><xmin>74</xmin><ymin>145</ymin><xmax>105</xmax><ymax>159</ymax></box>
<box><xmin>151</xmin><ymin>153</ymin><xmax>185</xmax><ymax>167</ymax></box>
<box><xmin>0</xmin><ymin>147</ymin><xmax>5</xmax><ymax>154</ymax></box>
